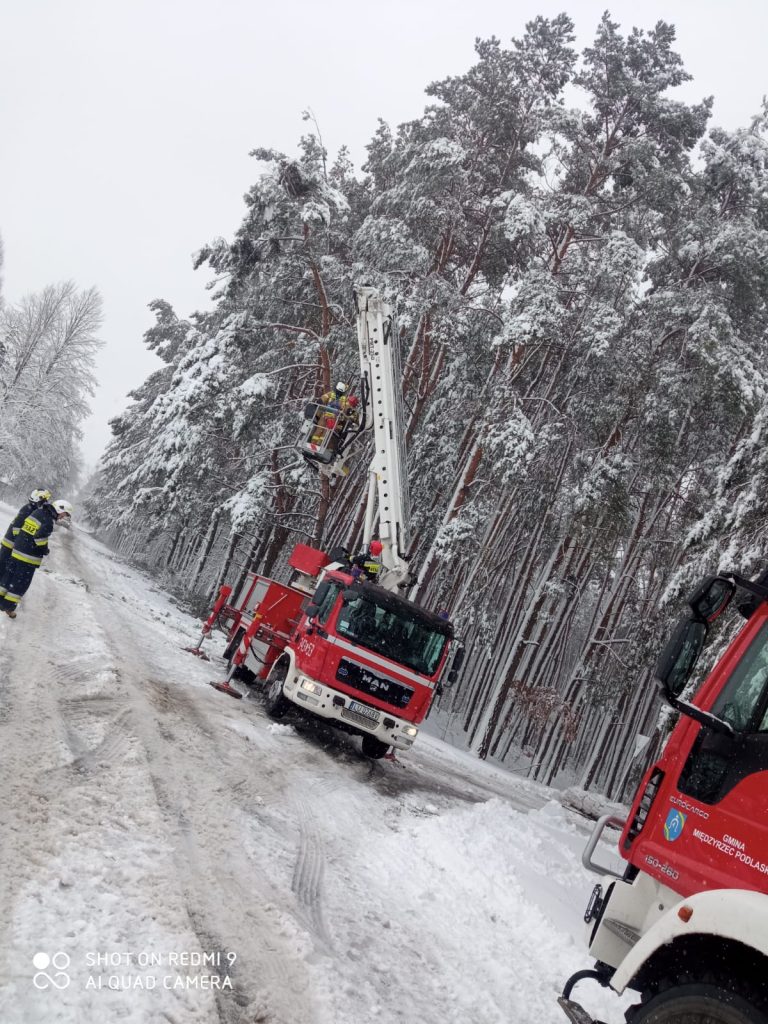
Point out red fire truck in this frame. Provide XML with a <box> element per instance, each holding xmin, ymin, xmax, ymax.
<box><xmin>559</xmin><ymin>570</ymin><xmax>768</xmax><ymax>1023</ymax></box>
<box><xmin>218</xmin><ymin>541</ymin><xmax>457</xmax><ymax>758</ymax></box>
<box><xmin>210</xmin><ymin>287</ymin><xmax>463</xmax><ymax>757</ymax></box>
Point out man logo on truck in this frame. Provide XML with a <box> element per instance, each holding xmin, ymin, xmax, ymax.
<box><xmin>663</xmin><ymin>808</ymin><xmax>686</xmax><ymax>842</ymax></box>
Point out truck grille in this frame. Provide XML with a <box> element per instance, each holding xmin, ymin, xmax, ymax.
<box><xmin>336</xmin><ymin>658</ymin><xmax>413</xmax><ymax>708</ymax></box>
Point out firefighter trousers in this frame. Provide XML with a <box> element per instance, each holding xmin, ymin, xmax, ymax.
<box><xmin>0</xmin><ymin>558</ymin><xmax>40</xmax><ymax>611</ymax></box>
<box><xmin>0</xmin><ymin>543</ymin><xmax>12</xmax><ymax>577</ymax></box>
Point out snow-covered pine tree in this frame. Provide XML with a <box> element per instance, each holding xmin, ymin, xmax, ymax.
<box><xmin>662</xmin><ymin>106</ymin><xmax>768</xmax><ymax>595</ymax></box>
<box><xmin>350</xmin><ymin>18</ymin><xmax>577</xmax><ymax>571</ymax></box>
<box><xmin>436</xmin><ymin>15</ymin><xmax>712</xmax><ymax>785</ymax></box>
<box><xmin>95</xmin><ymin>133</ymin><xmax>364</xmax><ymax>596</ymax></box>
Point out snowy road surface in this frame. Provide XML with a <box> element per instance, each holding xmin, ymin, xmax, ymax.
<box><xmin>0</xmin><ymin>515</ymin><xmax>627</xmax><ymax>1024</ymax></box>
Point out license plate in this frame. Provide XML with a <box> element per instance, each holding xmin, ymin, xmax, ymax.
<box><xmin>348</xmin><ymin>700</ymin><xmax>380</xmax><ymax>722</ymax></box>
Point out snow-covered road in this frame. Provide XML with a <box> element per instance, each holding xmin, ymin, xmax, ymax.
<box><xmin>0</xmin><ymin>516</ymin><xmax>626</xmax><ymax>1024</ymax></box>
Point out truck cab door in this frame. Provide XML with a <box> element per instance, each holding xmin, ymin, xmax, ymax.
<box><xmin>669</xmin><ymin>614</ymin><xmax>768</xmax><ymax>891</ymax></box>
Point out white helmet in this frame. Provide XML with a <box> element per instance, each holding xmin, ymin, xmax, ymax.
<box><xmin>53</xmin><ymin>499</ymin><xmax>73</xmax><ymax>518</ymax></box>
<box><xmin>30</xmin><ymin>488</ymin><xmax>52</xmax><ymax>502</ymax></box>
<box><xmin>335</xmin><ymin>381</ymin><xmax>348</xmax><ymax>394</ymax></box>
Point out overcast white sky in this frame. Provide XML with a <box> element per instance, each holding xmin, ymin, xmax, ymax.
<box><xmin>1</xmin><ymin>0</ymin><xmax>766</xmax><ymax>468</ymax></box>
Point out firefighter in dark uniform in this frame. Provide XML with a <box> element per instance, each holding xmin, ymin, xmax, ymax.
<box><xmin>351</xmin><ymin>540</ymin><xmax>384</xmax><ymax>581</ymax></box>
<box><xmin>0</xmin><ymin>489</ymin><xmax>52</xmax><ymax>577</ymax></box>
<box><xmin>0</xmin><ymin>499</ymin><xmax>72</xmax><ymax>618</ymax></box>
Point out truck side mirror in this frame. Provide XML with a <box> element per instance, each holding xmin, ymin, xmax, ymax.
<box><xmin>687</xmin><ymin>575</ymin><xmax>735</xmax><ymax>624</ymax></box>
<box><xmin>307</xmin><ymin>582</ymin><xmax>331</xmax><ymax>617</ymax></box>
<box><xmin>655</xmin><ymin>615</ymin><xmax>735</xmax><ymax>736</ymax></box>
<box><xmin>446</xmin><ymin>643</ymin><xmax>465</xmax><ymax>685</ymax></box>
<box><xmin>655</xmin><ymin>616</ymin><xmax>707</xmax><ymax>698</ymax></box>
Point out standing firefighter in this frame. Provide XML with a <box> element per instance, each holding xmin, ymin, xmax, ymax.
<box><xmin>0</xmin><ymin>489</ymin><xmax>53</xmax><ymax>577</ymax></box>
<box><xmin>0</xmin><ymin>499</ymin><xmax>72</xmax><ymax>618</ymax></box>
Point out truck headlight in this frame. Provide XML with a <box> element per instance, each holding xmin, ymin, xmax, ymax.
<box><xmin>402</xmin><ymin>725</ymin><xmax>418</xmax><ymax>737</ymax></box>
<box><xmin>301</xmin><ymin>680</ymin><xmax>322</xmax><ymax>696</ymax></box>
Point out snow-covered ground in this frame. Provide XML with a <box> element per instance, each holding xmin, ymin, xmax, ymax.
<box><xmin>0</xmin><ymin>509</ymin><xmax>629</xmax><ymax>1024</ymax></box>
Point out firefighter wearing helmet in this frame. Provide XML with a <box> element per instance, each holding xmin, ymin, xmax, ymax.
<box><xmin>317</xmin><ymin>381</ymin><xmax>360</xmax><ymax>447</ymax></box>
<box><xmin>0</xmin><ymin>497</ymin><xmax>73</xmax><ymax>618</ymax></box>
<box><xmin>320</xmin><ymin>381</ymin><xmax>349</xmax><ymax>408</ymax></box>
<box><xmin>352</xmin><ymin>539</ymin><xmax>384</xmax><ymax>581</ymax></box>
<box><xmin>0</xmin><ymin>489</ymin><xmax>53</xmax><ymax>577</ymax></box>
<box><xmin>343</xmin><ymin>393</ymin><xmax>360</xmax><ymax>425</ymax></box>
<box><xmin>310</xmin><ymin>382</ymin><xmax>348</xmax><ymax>446</ymax></box>
<box><xmin>53</xmin><ymin>499</ymin><xmax>74</xmax><ymax>524</ymax></box>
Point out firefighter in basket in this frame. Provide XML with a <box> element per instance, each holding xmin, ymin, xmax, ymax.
<box><xmin>351</xmin><ymin>539</ymin><xmax>383</xmax><ymax>582</ymax></box>
<box><xmin>304</xmin><ymin>382</ymin><xmax>360</xmax><ymax>465</ymax></box>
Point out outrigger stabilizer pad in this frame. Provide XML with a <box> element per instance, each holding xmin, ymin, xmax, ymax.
<box><xmin>209</xmin><ymin>680</ymin><xmax>243</xmax><ymax>699</ymax></box>
<box><xmin>185</xmin><ymin>587</ymin><xmax>233</xmax><ymax>661</ymax></box>
<box><xmin>184</xmin><ymin>645</ymin><xmax>210</xmax><ymax>661</ymax></box>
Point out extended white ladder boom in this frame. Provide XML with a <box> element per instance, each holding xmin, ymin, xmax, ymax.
<box><xmin>355</xmin><ymin>286</ymin><xmax>411</xmax><ymax>591</ymax></box>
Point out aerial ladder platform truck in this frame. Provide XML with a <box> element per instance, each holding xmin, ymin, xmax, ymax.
<box><xmin>210</xmin><ymin>287</ymin><xmax>463</xmax><ymax>758</ymax></box>
<box><xmin>560</xmin><ymin>569</ymin><xmax>768</xmax><ymax>1024</ymax></box>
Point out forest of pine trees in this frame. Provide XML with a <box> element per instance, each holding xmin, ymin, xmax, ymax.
<box><xmin>89</xmin><ymin>13</ymin><xmax>768</xmax><ymax>799</ymax></box>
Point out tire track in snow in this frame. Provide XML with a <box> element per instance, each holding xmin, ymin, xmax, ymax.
<box><xmin>95</xmin><ymin>669</ymin><xmax>317</xmax><ymax>1024</ymax></box>
<box><xmin>63</xmin><ymin>544</ymin><xmax>324</xmax><ymax>1024</ymax></box>
<box><xmin>290</xmin><ymin>798</ymin><xmax>334</xmax><ymax>953</ymax></box>
<box><xmin>60</xmin><ymin>701</ymin><xmax>133</xmax><ymax>767</ymax></box>
<box><xmin>0</xmin><ymin>532</ymin><xmax>324</xmax><ymax>1024</ymax></box>
<box><xmin>0</xmin><ymin>574</ymin><xmax>141</xmax><ymax>1013</ymax></box>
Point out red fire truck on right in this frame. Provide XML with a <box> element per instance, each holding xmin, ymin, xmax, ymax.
<box><xmin>560</xmin><ymin>570</ymin><xmax>768</xmax><ymax>1024</ymax></box>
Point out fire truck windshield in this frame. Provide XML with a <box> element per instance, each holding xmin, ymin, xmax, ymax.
<box><xmin>710</xmin><ymin>618</ymin><xmax>768</xmax><ymax>732</ymax></box>
<box><xmin>336</xmin><ymin>594</ymin><xmax>448</xmax><ymax>676</ymax></box>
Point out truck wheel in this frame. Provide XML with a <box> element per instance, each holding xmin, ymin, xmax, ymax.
<box><xmin>629</xmin><ymin>983</ymin><xmax>768</xmax><ymax>1024</ymax></box>
<box><xmin>361</xmin><ymin>735</ymin><xmax>390</xmax><ymax>760</ymax></box>
<box><xmin>265</xmin><ymin>665</ymin><xmax>290</xmax><ymax>720</ymax></box>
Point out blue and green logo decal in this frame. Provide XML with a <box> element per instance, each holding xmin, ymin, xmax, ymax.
<box><xmin>664</xmin><ymin>808</ymin><xmax>687</xmax><ymax>842</ymax></box>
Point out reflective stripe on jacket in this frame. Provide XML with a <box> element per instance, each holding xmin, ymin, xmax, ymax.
<box><xmin>11</xmin><ymin>550</ymin><xmax>43</xmax><ymax>567</ymax></box>
<box><xmin>2</xmin><ymin>500</ymin><xmax>37</xmax><ymax>548</ymax></box>
<box><xmin>12</xmin><ymin>503</ymin><xmax>55</xmax><ymax>565</ymax></box>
